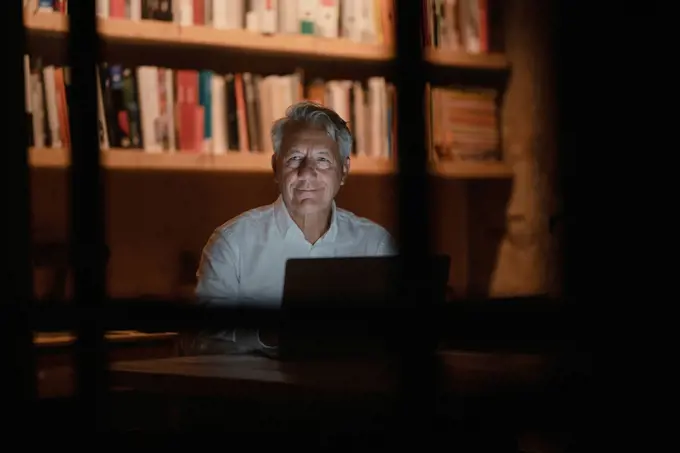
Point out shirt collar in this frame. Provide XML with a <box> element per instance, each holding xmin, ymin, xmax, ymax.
<box><xmin>273</xmin><ymin>195</ymin><xmax>338</xmax><ymax>242</ymax></box>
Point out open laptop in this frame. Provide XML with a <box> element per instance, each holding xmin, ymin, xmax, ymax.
<box><xmin>275</xmin><ymin>255</ymin><xmax>451</xmax><ymax>360</ymax></box>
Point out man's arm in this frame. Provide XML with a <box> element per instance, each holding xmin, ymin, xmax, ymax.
<box><xmin>190</xmin><ymin>230</ymin><xmax>265</xmax><ymax>354</ymax></box>
<box><xmin>195</xmin><ymin>230</ymin><xmax>239</xmax><ymax>305</ymax></box>
<box><xmin>376</xmin><ymin>230</ymin><xmax>398</xmax><ymax>256</ymax></box>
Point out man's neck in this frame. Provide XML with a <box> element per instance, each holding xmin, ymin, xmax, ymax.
<box><xmin>291</xmin><ymin>209</ymin><xmax>332</xmax><ymax>244</ymax></box>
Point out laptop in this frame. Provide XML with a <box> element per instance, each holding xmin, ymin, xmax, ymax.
<box><xmin>275</xmin><ymin>255</ymin><xmax>451</xmax><ymax>360</ymax></box>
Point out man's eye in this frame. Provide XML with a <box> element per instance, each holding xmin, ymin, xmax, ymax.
<box><xmin>289</xmin><ymin>155</ymin><xmax>302</xmax><ymax>161</ymax></box>
<box><xmin>318</xmin><ymin>157</ymin><xmax>329</xmax><ymax>162</ymax></box>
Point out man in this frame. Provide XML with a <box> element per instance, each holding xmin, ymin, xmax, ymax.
<box><xmin>193</xmin><ymin>101</ymin><xmax>396</xmax><ymax>353</ymax></box>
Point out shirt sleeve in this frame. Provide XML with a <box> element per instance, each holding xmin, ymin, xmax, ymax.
<box><xmin>195</xmin><ymin>229</ymin><xmax>240</xmax><ymax>306</ymax></box>
<box><xmin>376</xmin><ymin>231</ymin><xmax>399</xmax><ymax>256</ymax></box>
<box><xmin>194</xmin><ymin>229</ymin><xmax>270</xmax><ymax>353</ymax></box>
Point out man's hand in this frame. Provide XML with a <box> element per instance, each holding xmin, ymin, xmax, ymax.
<box><xmin>180</xmin><ymin>331</ymin><xmax>243</xmax><ymax>355</ymax></box>
<box><xmin>258</xmin><ymin>329</ymin><xmax>279</xmax><ymax>348</ymax></box>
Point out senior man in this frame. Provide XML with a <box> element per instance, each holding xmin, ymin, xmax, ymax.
<box><xmin>192</xmin><ymin>101</ymin><xmax>396</xmax><ymax>353</ymax></box>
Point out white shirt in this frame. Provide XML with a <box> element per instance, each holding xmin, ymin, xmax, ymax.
<box><xmin>196</xmin><ymin>195</ymin><xmax>396</xmax><ymax>308</ymax></box>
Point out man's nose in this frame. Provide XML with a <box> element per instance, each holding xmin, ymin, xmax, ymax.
<box><xmin>297</xmin><ymin>158</ymin><xmax>317</xmax><ymax>178</ymax></box>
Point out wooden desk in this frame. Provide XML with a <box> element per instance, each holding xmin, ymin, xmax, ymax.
<box><xmin>35</xmin><ymin>330</ymin><xmax>179</xmax><ymax>398</ymax></box>
<box><xmin>110</xmin><ymin>350</ymin><xmax>549</xmax><ymax>398</ymax></box>
<box><xmin>107</xmin><ymin>351</ymin><xmax>553</xmax><ymax>442</ymax></box>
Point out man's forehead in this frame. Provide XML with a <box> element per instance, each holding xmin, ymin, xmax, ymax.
<box><xmin>284</xmin><ymin>127</ymin><xmax>336</xmax><ymax>149</ymax></box>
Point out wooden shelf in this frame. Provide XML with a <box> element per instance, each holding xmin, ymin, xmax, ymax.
<box><xmin>179</xmin><ymin>25</ymin><xmax>391</xmax><ymax>61</ymax></box>
<box><xmin>24</xmin><ymin>12</ymin><xmax>390</xmax><ymax>62</ymax></box>
<box><xmin>30</xmin><ymin>148</ymin><xmax>511</xmax><ymax>178</ymax></box>
<box><xmin>25</xmin><ymin>12</ymin><xmax>508</xmax><ymax>69</ymax></box>
<box><xmin>25</xmin><ymin>10</ymin><xmax>181</xmax><ymax>44</ymax></box>
<box><xmin>431</xmin><ymin>160</ymin><xmax>514</xmax><ymax>179</ymax></box>
<box><xmin>425</xmin><ymin>48</ymin><xmax>509</xmax><ymax>70</ymax></box>
<box><xmin>28</xmin><ymin>147</ymin><xmax>395</xmax><ymax>175</ymax></box>
<box><xmin>35</xmin><ymin>330</ymin><xmax>177</xmax><ymax>347</ymax></box>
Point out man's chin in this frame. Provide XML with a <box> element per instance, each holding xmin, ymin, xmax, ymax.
<box><xmin>291</xmin><ymin>198</ymin><xmax>326</xmax><ymax>214</ymax></box>
<box><xmin>296</xmin><ymin>201</ymin><xmax>322</xmax><ymax>212</ymax></box>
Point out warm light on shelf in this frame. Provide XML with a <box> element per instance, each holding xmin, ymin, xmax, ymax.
<box><xmin>29</xmin><ymin>148</ymin><xmax>512</xmax><ymax>178</ymax></box>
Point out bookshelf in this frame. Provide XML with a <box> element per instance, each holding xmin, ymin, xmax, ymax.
<box><xmin>25</xmin><ymin>11</ymin><xmax>513</xmax><ymax>179</ymax></box>
<box><xmin>24</xmin><ymin>1</ymin><xmax>529</xmax><ymax>301</ymax></box>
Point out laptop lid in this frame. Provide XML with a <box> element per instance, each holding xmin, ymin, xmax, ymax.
<box><xmin>278</xmin><ymin>255</ymin><xmax>451</xmax><ymax>359</ymax></box>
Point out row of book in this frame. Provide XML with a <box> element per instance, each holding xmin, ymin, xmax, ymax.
<box><xmin>27</xmin><ymin>0</ymin><xmax>395</xmax><ymax>46</ymax></box>
<box><xmin>428</xmin><ymin>84</ymin><xmax>500</xmax><ymax>162</ymax></box>
<box><xmin>25</xmin><ymin>51</ymin><xmax>501</xmax><ymax>163</ymax></box>
<box><xmin>423</xmin><ymin>0</ymin><xmax>489</xmax><ymax>54</ymax></box>
<box><xmin>24</xmin><ymin>55</ymin><xmax>398</xmax><ymax>159</ymax></box>
<box><xmin>27</xmin><ymin>0</ymin><xmax>493</xmax><ymax>54</ymax></box>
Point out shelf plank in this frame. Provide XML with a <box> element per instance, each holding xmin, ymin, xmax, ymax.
<box><xmin>25</xmin><ymin>12</ymin><xmax>508</xmax><ymax>69</ymax></box>
<box><xmin>99</xmin><ymin>17</ymin><xmax>182</xmax><ymax>44</ymax></box>
<box><xmin>24</xmin><ymin>12</ymin><xmax>389</xmax><ymax>62</ymax></box>
<box><xmin>350</xmin><ymin>155</ymin><xmax>395</xmax><ymax>175</ymax></box>
<box><xmin>29</xmin><ymin>147</ymin><xmax>69</xmax><ymax>168</ymax></box>
<box><xmin>30</xmin><ymin>148</ymin><xmax>511</xmax><ymax>179</ymax></box>
<box><xmin>179</xmin><ymin>25</ymin><xmax>392</xmax><ymax>61</ymax></box>
<box><xmin>103</xmin><ymin>149</ymin><xmax>273</xmax><ymax>173</ymax></box>
<box><xmin>29</xmin><ymin>148</ymin><xmax>396</xmax><ymax>175</ymax></box>
<box><xmin>25</xmin><ymin>12</ymin><xmax>182</xmax><ymax>44</ymax></box>
<box><xmin>23</xmin><ymin>10</ymin><xmax>65</xmax><ymax>32</ymax></box>
<box><xmin>425</xmin><ymin>48</ymin><xmax>509</xmax><ymax>69</ymax></box>
<box><xmin>431</xmin><ymin>160</ymin><xmax>514</xmax><ymax>179</ymax></box>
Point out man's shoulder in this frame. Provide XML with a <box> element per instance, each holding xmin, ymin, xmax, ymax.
<box><xmin>336</xmin><ymin>207</ymin><xmax>391</xmax><ymax>237</ymax></box>
<box><xmin>214</xmin><ymin>203</ymin><xmax>277</xmax><ymax>238</ymax></box>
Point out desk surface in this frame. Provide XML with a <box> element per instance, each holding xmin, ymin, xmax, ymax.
<box><xmin>110</xmin><ymin>351</ymin><xmax>550</xmax><ymax>398</ymax></box>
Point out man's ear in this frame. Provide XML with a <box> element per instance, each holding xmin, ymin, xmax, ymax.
<box><xmin>340</xmin><ymin>156</ymin><xmax>350</xmax><ymax>185</ymax></box>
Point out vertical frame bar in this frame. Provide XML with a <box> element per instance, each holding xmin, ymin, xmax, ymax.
<box><xmin>1</xmin><ymin>0</ymin><xmax>37</xmax><ymax>429</ymax></box>
<box><xmin>67</xmin><ymin>0</ymin><xmax>109</xmax><ymax>430</ymax></box>
<box><xmin>394</xmin><ymin>0</ymin><xmax>438</xmax><ymax>437</ymax></box>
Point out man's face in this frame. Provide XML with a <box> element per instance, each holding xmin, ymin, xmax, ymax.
<box><xmin>274</xmin><ymin>125</ymin><xmax>349</xmax><ymax>217</ymax></box>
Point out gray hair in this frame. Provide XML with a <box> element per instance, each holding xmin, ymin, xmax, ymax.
<box><xmin>270</xmin><ymin>101</ymin><xmax>353</xmax><ymax>160</ymax></box>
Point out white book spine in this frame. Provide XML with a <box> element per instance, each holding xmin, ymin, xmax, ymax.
<box><xmin>97</xmin><ymin>0</ymin><xmax>110</xmax><ymax>17</ymax></box>
<box><xmin>130</xmin><ymin>0</ymin><xmax>142</xmax><ymax>20</ymax></box>
<box><xmin>368</xmin><ymin>77</ymin><xmax>382</xmax><ymax>158</ymax></box>
<box><xmin>315</xmin><ymin>0</ymin><xmax>339</xmax><ymax>38</ymax></box>
<box><xmin>352</xmin><ymin>82</ymin><xmax>365</xmax><ymax>156</ymax></box>
<box><xmin>24</xmin><ymin>55</ymin><xmax>32</xmax><ymax>115</ymax></box>
<box><xmin>259</xmin><ymin>0</ymin><xmax>278</xmax><ymax>34</ymax></box>
<box><xmin>359</xmin><ymin>0</ymin><xmax>376</xmax><ymax>43</ymax></box>
<box><xmin>165</xmin><ymin>69</ymin><xmax>176</xmax><ymax>152</ymax></box>
<box><xmin>42</xmin><ymin>66</ymin><xmax>63</xmax><ymax>148</ymax></box>
<box><xmin>179</xmin><ymin>0</ymin><xmax>193</xmax><ymax>26</ymax></box>
<box><xmin>211</xmin><ymin>75</ymin><xmax>226</xmax><ymax>155</ymax></box>
<box><xmin>225</xmin><ymin>0</ymin><xmax>245</xmax><ymax>29</ymax></box>
<box><xmin>31</xmin><ymin>75</ymin><xmax>45</xmax><ymax>148</ymax></box>
<box><xmin>212</xmin><ymin>0</ymin><xmax>228</xmax><ymax>29</ymax></box>
<box><xmin>95</xmin><ymin>69</ymin><xmax>110</xmax><ymax>149</ymax></box>
<box><xmin>137</xmin><ymin>66</ymin><xmax>162</xmax><ymax>153</ymax></box>
<box><xmin>297</xmin><ymin>0</ymin><xmax>316</xmax><ymax>34</ymax></box>
<box><xmin>278</xmin><ymin>0</ymin><xmax>298</xmax><ymax>34</ymax></box>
